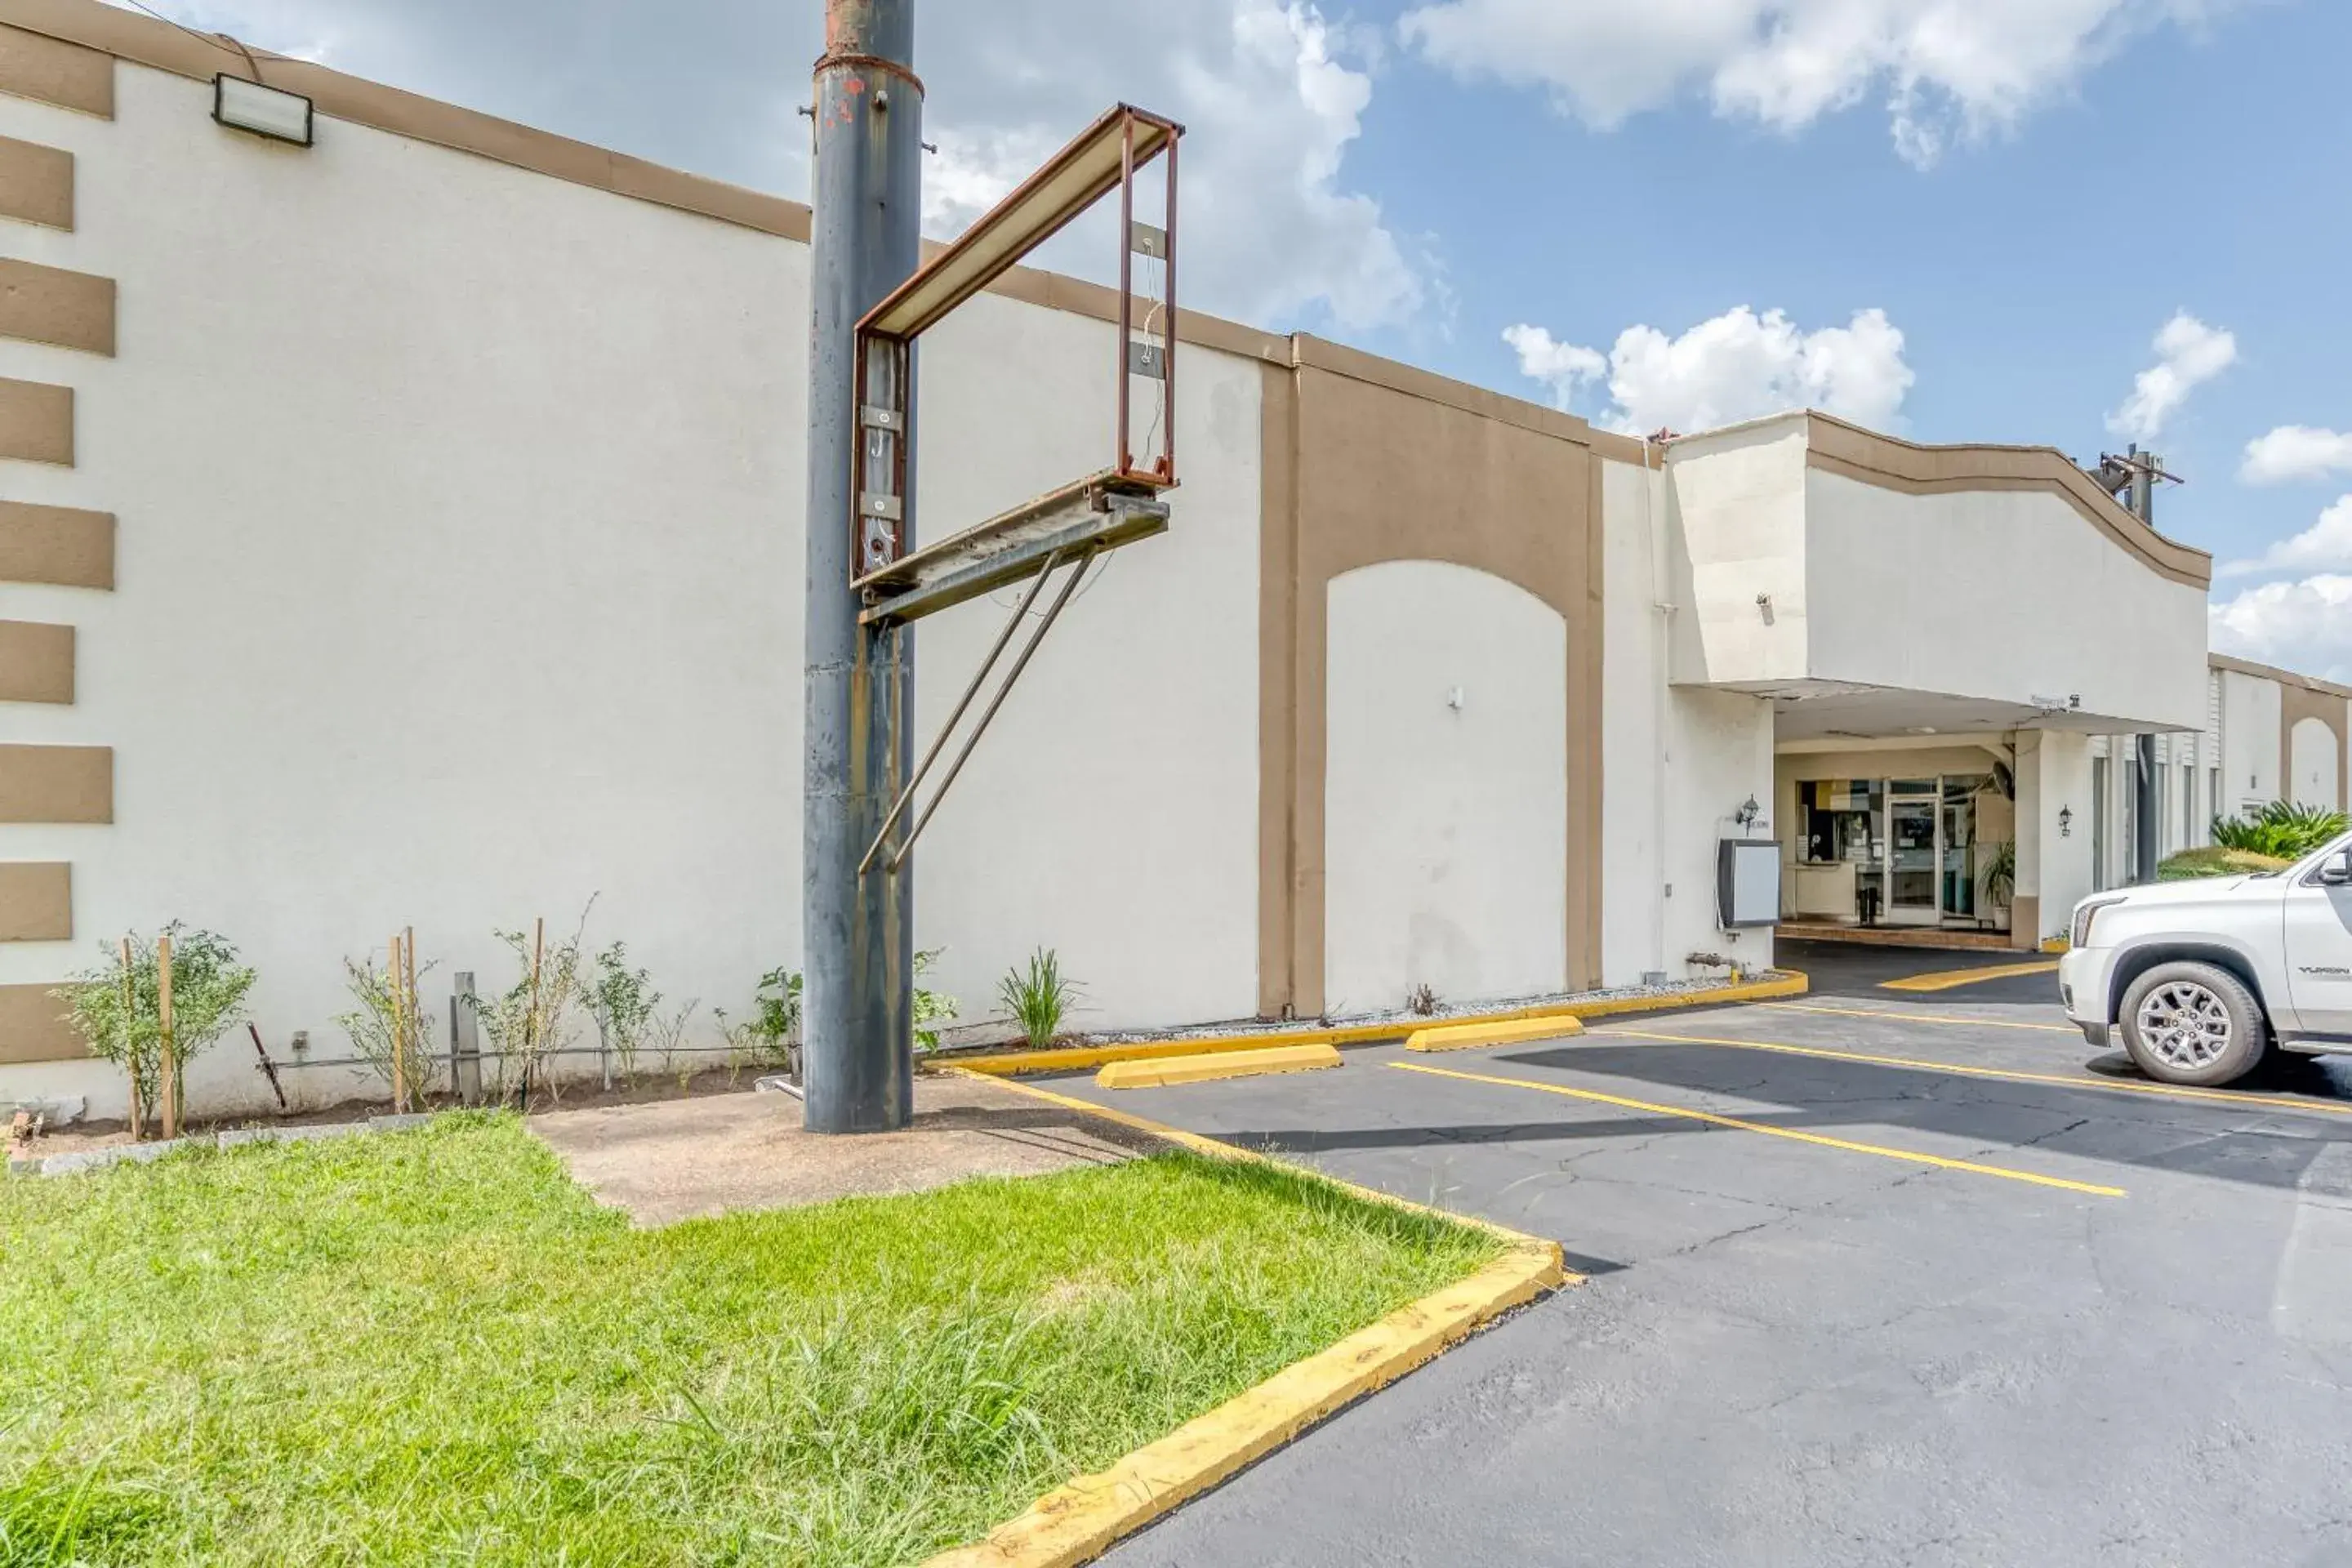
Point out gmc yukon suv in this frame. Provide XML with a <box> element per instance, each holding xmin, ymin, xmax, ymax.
<box><xmin>2060</xmin><ymin>831</ymin><xmax>2352</xmax><ymax>1086</ymax></box>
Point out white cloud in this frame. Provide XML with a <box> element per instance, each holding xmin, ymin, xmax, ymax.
<box><xmin>122</xmin><ymin>0</ymin><xmax>1428</xmax><ymax>338</ymax></box>
<box><xmin>1397</xmin><ymin>0</ymin><xmax>2240</xmax><ymax>168</ymax></box>
<box><xmin>2241</xmin><ymin>425</ymin><xmax>2352</xmax><ymax>487</ymax></box>
<box><xmin>1504</xmin><ymin>305</ymin><xmax>1913</xmax><ymax>435</ymax></box>
<box><xmin>2220</xmin><ymin>496</ymin><xmax>2352</xmax><ymax>578</ymax></box>
<box><xmin>2106</xmin><ymin>311</ymin><xmax>2237</xmax><ymax>444</ymax></box>
<box><xmin>2209</xmin><ymin>574</ymin><xmax>2352</xmax><ymax>684</ymax></box>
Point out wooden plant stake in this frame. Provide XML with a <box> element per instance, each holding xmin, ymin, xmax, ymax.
<box><xmin>403</xmin><ymin>924</ymin><xmax>419</xmax><ymax>1108</ymax></box>
<box><xmin>120</xmin><ymin>936</ymin><xmax>142</xmax><ymax>1142</ymax></box>
<box><xmin>157</xmin><ymin>932</ymin><xmax>178</xmax><ymax>1141</ymax></box>
<box><xmin>524</xmin><ymin>917</ymin><xmax>545</xmax><ymax>1107</ymax></box>
<box><xmin>389</xmin><ymin>933</ymin><xmax>408</xmax><ymax>1113</ymax></box>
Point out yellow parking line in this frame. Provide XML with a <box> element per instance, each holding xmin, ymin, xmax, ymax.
<box><xmin>1597</xmin><ymin>1027</ymin><xmax>2352</xmax><ymax>1121</ymax></box>
<box><xmin>1759</xmin><ymin>1000</ymin><xmax>2078</xmax><ymax>1034</ymax></box>
<box><xmin>1388</xmin><ymin>1061</ymin><xmax>2126</xmax><ymax>1198</ymax></box>
<box><xmin>1880</xmin><ymin>960</ymin><xmax>2061</xmax><ymax>992</ymax></box>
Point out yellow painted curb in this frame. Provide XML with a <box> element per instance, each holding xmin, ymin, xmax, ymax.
<box><xmin>948</xmin><ymin>970</ymin><xmax>1810</xmax><ymax>1077</ymax></box>
<box><xmin>921</xmin><ymin>1245</ymin><xmax>1560</xmax><ymax>1568</ymax></box>
<box><xmin>1096</xmin><ymin>1042</ymin><xmax>1341</xmax><ymax>1089</ymax></box>
<box><xmin>926</xmin><ymin>1066</ymin><xmax>1567</xmax><ymax>1568</ymax></box>
<box><xmin>1405</xmin><ymin>1014</ymin><xmax>1585</xmax><ymax>1053</ymax></box>
<box><xmin>1880</xmin><ymin>960</ymin><xmax>2060</xmax><ymax>993</ymax></box>
<box><xmin>2041</xmin><ymin>937</ymin><xmax>2071</xmax><ymax>955</ymax></box>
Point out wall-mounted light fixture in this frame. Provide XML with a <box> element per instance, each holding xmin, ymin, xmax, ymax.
<box><xmin>1735</xmin><ymin>794</ymin><xmax>1762</xmax><ymax>830</ymax></box>
<box><xmin>214</xmin><ymin>74</ymin><xmax>314</xmax><ymax>146</ymax></box>
<box><xmin>2059</xmin><ymin>805</ymin><xmax>2074</xmax><ymax>838</ymax></box>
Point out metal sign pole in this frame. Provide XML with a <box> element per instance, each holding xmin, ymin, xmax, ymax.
<box><xmin>804</xmin><ymin>0</ymin><xmax>922</xmax><ymax>1133</ymax></box>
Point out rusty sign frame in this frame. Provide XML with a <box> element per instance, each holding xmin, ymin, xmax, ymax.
<box><xmin>849</xmin><ymin>102</ymin><xmax>1183</xmax><ymax>589</ymax></box>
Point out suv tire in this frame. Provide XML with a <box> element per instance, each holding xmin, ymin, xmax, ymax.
<box><xmin>2118</xmin><ymin>960</ymin><xmax>2269</xmax><ymax>1087</ymax></box>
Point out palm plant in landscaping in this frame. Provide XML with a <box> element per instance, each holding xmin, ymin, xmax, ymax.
<box><xmin>2211</xmin><ymin>801</ymin><xmax>2350</xmax><ymax>861</ymax></box>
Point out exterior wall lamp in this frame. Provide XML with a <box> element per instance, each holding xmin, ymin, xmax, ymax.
<box><xmin>2059</xmin><ymin>806</ymin><xmax>2074</xmax><ymax>838</ymax></box>
<box><xmin>214</xmin><ymin>74</ymin><xmax>315</xmax><ymax>146</ymax></box>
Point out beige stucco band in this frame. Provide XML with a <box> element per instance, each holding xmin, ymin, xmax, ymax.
<box><xmin>0</xmin><ymin>19</ymin><xmax>109</xmax><ymax>117</ymax></box>
<box><xmin>0</xmin><ymin>375</ymin><xmax>73</xmax><ymax>465</ymax></box>
<box><xmin>2278</xmin><ymin>683</ymin><xmax>2350</xmax><ymax>813</ymax></box>
<box><xmin>0</xmin><ymin>742</ymin><xmax>109</xmax><ymax>821</ymax></box>
<box><xmin>0</xmin><ymin>498</ymin><xmax>111</xmax><ymax>586</ymax></box>
<box><xmin>0</xmin><ymin>859</ymin><xmax>69</xmax><ymax>939</ymax></box>
<box><xmin>0</xmin><ymin>256</ymin><xmax>113</xmax><ymax>355</ymax></box>
<box><xmin>0</xmin><ymin>617</ymin><xmax>72</xmax><ymax>702</ymax></box>
<box><xmin>1258</xmin><ymin>342</ymin><xmax>1606</xmax><ymax>1018</ymax></box>
<box><xmin>0</xmin><ymin>980</ymin><xmax>83</xmax><ymax>1063</ymax></box>
<box><xmin>0</xmin><ymin>131</ymin><xmax>71</xmax><ymax>229</ymax></box>
<box><xmin>1804</xmin><ymin>414</ymin><xmax>2212</xmax><ymax>590</ymax></box>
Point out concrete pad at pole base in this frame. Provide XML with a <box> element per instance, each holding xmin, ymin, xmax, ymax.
<box><xmin>1405</xmin><ymin>1014</ymin><xmax>1587</xmax><ymax>1053</ymax></box>
<box><xmin>1096</xmin><ymin>1043</ymin><xmax>1342</xmax><ymax>1090</ymax></box>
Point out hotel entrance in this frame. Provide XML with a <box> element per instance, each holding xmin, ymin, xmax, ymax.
<box><xmin>1790</xmin><ymin>772</ymin><xmax>2008</xmax><ymax>932</ymax></box>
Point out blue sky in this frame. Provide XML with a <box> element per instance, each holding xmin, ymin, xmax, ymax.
<box><xmin>145</xmin><ymin>0</ymin><xmax>2352</xmax><ymax>675</ymax></box>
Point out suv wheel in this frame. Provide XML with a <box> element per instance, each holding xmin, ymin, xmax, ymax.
<box><xmin>2118</xmin><ymin>961</ymin><xmax>2268</xmax><ymax>1087</ymax></box>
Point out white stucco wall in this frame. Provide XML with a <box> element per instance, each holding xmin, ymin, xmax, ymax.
<box><xmin>1659</xmin><ymin>423</ymin><xmax>1811</xmax><ymax>688</ymax></box>
<box><xmin>2220</xmin><ymin>670</ymin><xmax>2283</xmax><ymax>813</ymax></box>
<box><xmin>2015</xmin><ymin>730</ymin><xmax>2092</xmax><ymax>942</ymax></box>
<box><xmin>1803</xmin><ymin>472</ymin><xmax>2208</xmax><ymax>733</ymax></box>
<box><xmin>2291</xmin><ymin>717</ymin><xmax>2341</xmax><ymax>812</ymax></box>
<box><xmin>1324</xmin><ymin>560</ymin><xmax>1566</xmax><ymax>1015</ymax></box>
<box><xmin>0</xmin><ymin>60</ymin><xmax>1263</xmax><ymax>1117</ymax></box>
<box><xmin>1603</xmin><ymin>456</ymin><xmax>1776</xmax><ymax>982</ymax></box>
<box><xmin>906</xmin><ymin>292</ymin><xmax>1262</xmax><ymax>1031</ymax></box>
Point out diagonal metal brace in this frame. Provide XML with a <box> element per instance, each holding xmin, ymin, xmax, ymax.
<box><xmin>859</xmin><ymin>547</ymin><xmax>1096</xmax><ymax>876</ymax></box>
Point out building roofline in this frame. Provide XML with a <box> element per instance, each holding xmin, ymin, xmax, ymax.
<box><xmin>2209</xmin><ymin>652</ymin><xmax>2352</xmax><ymax>700</ymax></box>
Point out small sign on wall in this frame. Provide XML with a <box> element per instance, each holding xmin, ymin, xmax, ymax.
<box><xmin>1717</xmin><ymin>840</ymin><xmax>1781</xmax><ymax>929</ymax></box>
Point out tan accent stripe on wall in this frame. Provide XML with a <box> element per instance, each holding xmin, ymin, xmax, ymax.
<box><xmin>0</xmin><ymin>859</ymin><xmax>68</xmax><ymax>939</ymax></box>
<box><xmin>1257</xmin><ymin>361</ymin><xmax>1300</xmax><ymax>1019</ymax></box>
<box><xmin>2278</xmin><ymin>681</ymin><xmax>2350</xmax><ymax>813</ymax></box>
<box><xmin>0</xmin><ymin>617</ymin><xmax>71</xmax><ymax>702</ymax></box>
<box><xmin>1259</xmin><ymin>350</ymin><xmax>1606</xmax><ymax>1018</ymax></box>
<box><xmin>0</xmin><ymin>742</ymin><xmax>108</xmax><ymax>821</ymax></box>
<box><xmin>0</xmin><ymin>979</ymin><xmax>82</xmax><ymax>1063</ymax></box>
<box><xmin>0</xmin><ymin>131</ymin><xmax>70</xmax><ymax>229</ymax></box>
<box><xmin>1805</xmin><ymin>413</ymin><xmax>2212</xmax><ymax>590</ymax></box>
<box><xmin>0</xmin><ymin>375</ymin><xmax>71</xmax><ymax>465</ymax></box>
<box><xmin>2207</xmin><ymin>652</ymin><xmax>2352</xmax><ymax>701</ymax></box>
<box><xmin>0</xmin><ymin>256</ymin><xmax>110</xmax><ymax>354</ymax></box>
<box><xmin>0</xmin><ymin>18</ymin><xmax>109</xmax><ymax>117</ymax></box>
<box><xmin>0</xmin><ymin>498</ymin><xmax>109</xmax><ymax>585</ymax></box>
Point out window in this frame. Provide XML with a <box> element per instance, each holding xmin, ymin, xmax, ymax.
<box><xmin>2180</xmin><ymin>762</ymin><xmax>2194</xmax><ymax>849</ymax></box>
<box><xmin>2208</xmin><ymin>768</ymin><xmax>2220</xmax><ymax>841</ymax></box>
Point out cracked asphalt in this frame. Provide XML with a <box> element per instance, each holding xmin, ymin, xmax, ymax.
<box><xmin>1053</xmin><ymin>942</ymin><xmax>2352</xmax><ymax>1566</ymax></box>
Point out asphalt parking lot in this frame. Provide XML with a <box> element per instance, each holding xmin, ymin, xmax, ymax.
<box><xmin>1056</xmin><ymin>941</ymin><xmax>2352</xmax><ymax>1566</ymax></box>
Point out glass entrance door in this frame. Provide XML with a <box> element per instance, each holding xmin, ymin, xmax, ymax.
<box><xmin>1940</xmin><ymin>777</ymin><xmax>1977</xmax><ymax>924</ymax></box>
<box><xmin>1886</xmin><ymin>783</ymin><xmax>1939</xmax><ymax>924</ymax></box>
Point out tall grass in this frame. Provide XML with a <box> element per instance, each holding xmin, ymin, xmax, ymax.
<box><xmin>0</xmin><ymin>1116</ymin><xmax>1496</xmax><ymax>1566</ymax></box>
<box><xmin>999</xmin><ymin>947</ymin><xmax>1081</xmax><ymax>1049</ymax></box>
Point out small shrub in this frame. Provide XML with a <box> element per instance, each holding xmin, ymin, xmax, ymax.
<box><xmin>467</xmin><ymin>911</ymin><xmax>589</xmax><ymax>1106</ymax></box>
<box><xmin>56</xmin><ymin>924</ymin><xmax>255</xmax><ymax>1133</ymax></box>
<box><xmin>337</xmin><ymin>950</ymin><xmax>439</xmax><ymax>1107</ymax></box>
<box><xmin>999</xmin><ymin>948</ymin><xmax>1080</xmax><ymax>1049</ymax></box>
<box><xmin>582</xmin><ymin>942</ymin><xmax>661</xmax><ymax>1088</ymax></box>
<box><xmin>1405</xmin><ymin>982</ymin><xmax>1439</xmax><ymax>1017</ymax></box>
<box><xmin>2158</xmin><ymin>845</ymin><xmax>2291</xmax><ymax>881</ymax></box>
<box><xmin>913</xmin><ymin>947</ymin><xmax>959</xmax><ymax>1053</ymax></box>
<box><xmin>2212</xmin><ymin>801</ymin><xmax>2350</xmax><ymax>860</ymax></box>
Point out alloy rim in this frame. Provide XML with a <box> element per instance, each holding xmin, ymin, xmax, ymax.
<box><xmin>2136</xmin><ymin>982</ymin><xmax>2234</xmax><ymax>1071</ymax></box>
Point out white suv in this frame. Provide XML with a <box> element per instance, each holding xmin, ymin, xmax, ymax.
<box><xmin>2060</xmin><ymin>832</ymin><xmax>2352</xmax><ymax>1086</ymax></box>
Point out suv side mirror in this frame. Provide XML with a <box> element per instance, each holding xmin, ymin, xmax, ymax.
<box><xmin>2323</xmin><ymin>849</ymin><xmax>2352</xmax><ymax>887</ymax></box>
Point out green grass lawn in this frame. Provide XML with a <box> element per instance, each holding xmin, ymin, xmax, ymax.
<box><xmin>0</xmin><ymin>1113</ymin><xmax>1499</xmax><ymax>1566</ymax></box>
